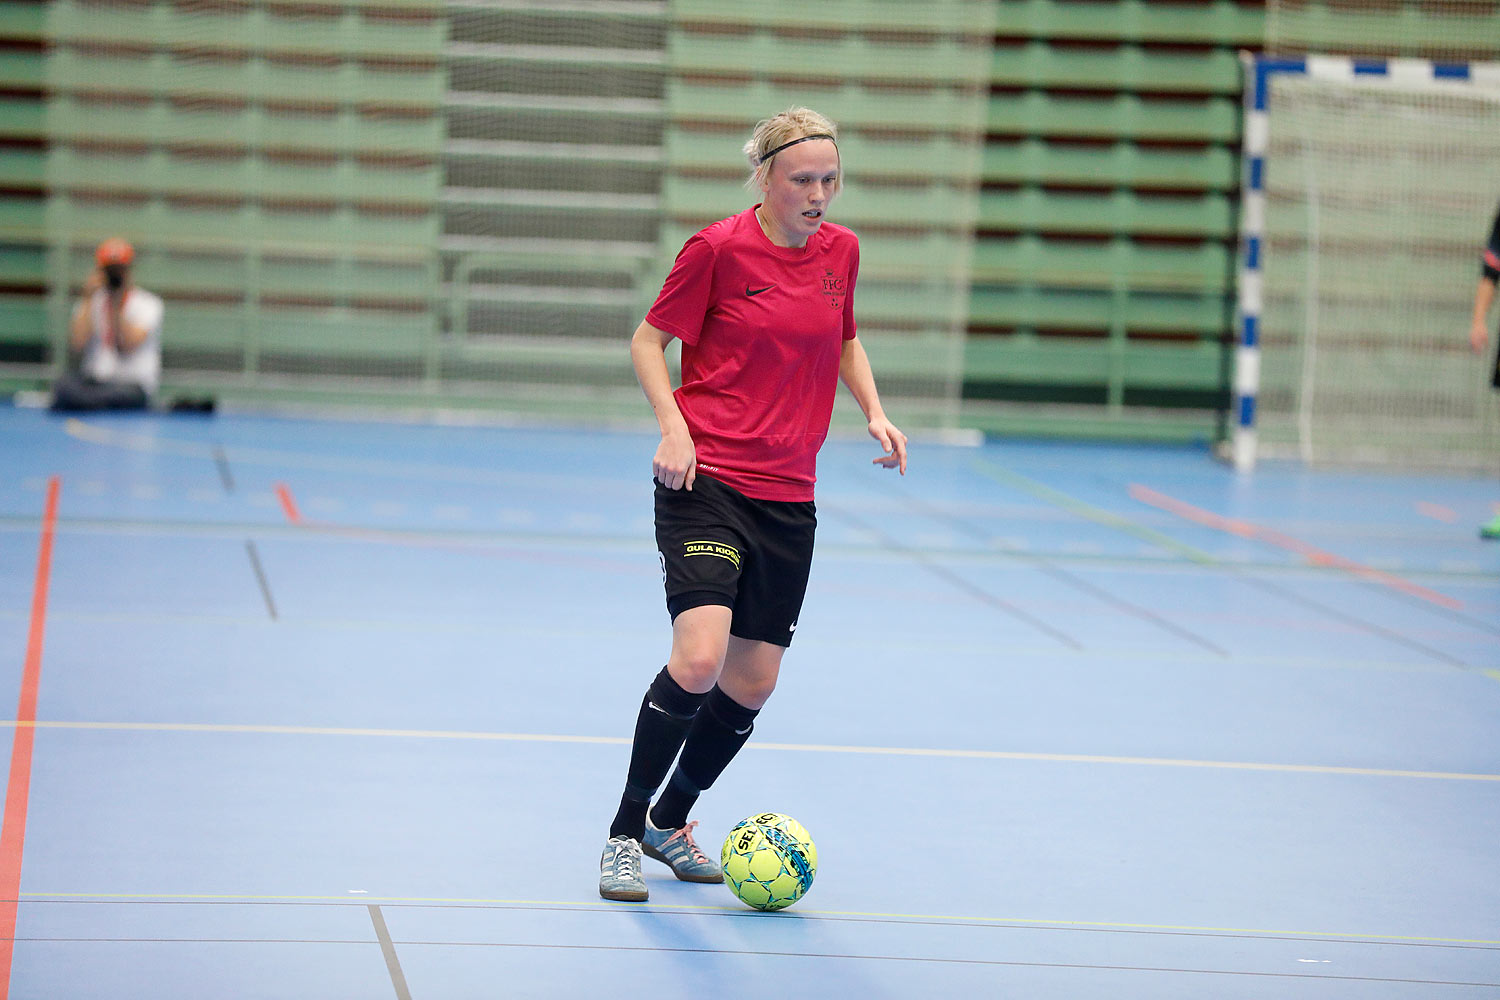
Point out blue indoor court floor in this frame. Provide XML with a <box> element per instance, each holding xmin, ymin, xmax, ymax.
<box><xmin>0</xmin><ymin>403</ymin><xmax>1497</xmax><ymax>999</ymax></box>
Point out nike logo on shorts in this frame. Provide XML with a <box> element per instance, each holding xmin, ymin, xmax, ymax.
<box><xmin>746</xmin><ymin>285</ymin><xmax>774</xmax><ymax>297</ymax></box>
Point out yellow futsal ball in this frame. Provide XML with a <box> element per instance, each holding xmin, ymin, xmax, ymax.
<box><xmin>720</xmin><ymin>813</ymin><xmax>817</xmax><ymax>911</ymax></box>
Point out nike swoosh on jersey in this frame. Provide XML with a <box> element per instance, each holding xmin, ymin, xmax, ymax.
<box><xmin>745</xmin><ymin>285</ymin><xmax>774</xmax><ymax>297</ymax></box>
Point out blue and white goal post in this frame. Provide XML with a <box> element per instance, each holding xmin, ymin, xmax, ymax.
<box><xmin>1232</xmin><ymin>53</ymin><xmax>1500</xmax><ymax>472</ymax></box>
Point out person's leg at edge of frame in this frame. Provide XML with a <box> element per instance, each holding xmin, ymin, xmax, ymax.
<box><xmin>1488</xmin><ymin>365</ymin><xmax>1500</xmax><ymax>539</ymax></box>
<box><xmin>1487</xmin><ymin>442</ymin><xmax>1500</xmax><ymax>538</ymax></box>
<box><xmin>599</xmin><ymin>604</ymin><xmax>730</xmax><ymax>902</ymax></box>
<box><xmin>643</xmin><ymin>636</ymin><xmax>781</xmax><ymax>883</ymax></box>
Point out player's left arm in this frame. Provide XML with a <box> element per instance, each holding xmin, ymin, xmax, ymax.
<box><xmin>116</xmin><ymin>292</ymin><xmax>161</xmax><ymax>355</ymax></box>
<box><xmin>117</xmin><ymin>317</ymin><xmax>151</xmax><ymax>354</ymax></box>
<box><xmin>1471</xmin><ymin>276</ymin><xmax>1495</xmax><ymax>354</ymax></box>
<box><xmin>839</xmin><ymin>334</ymin><xmax>907</xmax><ymax>474</ymax></box>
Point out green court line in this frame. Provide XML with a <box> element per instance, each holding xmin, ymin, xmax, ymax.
<box><xmin>970</xmin><ymin>458</ymin><xmax>1221</xmax><ymax>565</ymax></box>
<box><xmin>7</xmin><ymin>721</ymin><xmax>1496</xmax><ymax>782</ymax></box>
<box><xmin>17</xmin><ymin>891</ymin><xmax>1499</xmax><ymax>948</ymax></box>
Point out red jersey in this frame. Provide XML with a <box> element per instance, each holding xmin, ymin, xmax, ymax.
<box><xmin>646</xmin><ymin>206</ymin><xmax>859</xmax><ymax>501</ymax></box>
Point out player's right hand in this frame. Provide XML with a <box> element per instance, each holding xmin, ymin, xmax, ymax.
<box><xmin>654</xmin><ymin>431</ymin><xmax>696</xmax><ymax>491</ymax></box>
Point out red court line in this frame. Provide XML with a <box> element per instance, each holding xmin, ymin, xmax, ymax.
<box><xmin>1128</xmin><ymin>483</ymin><xmax>1463</xmax><ymax>611</ymax></box>
<box><xmin>274</xmin><ymin>481</ymin><xmax>302</xmax><ymax>524</ymax></box>
<box><xmin>1415</xmin><ymin>502</ymin><xmax>1459</xmax><ymax>524</ymax></box>
<box><xmin>0</xmin><ymin>476</ymin><xmax>59</xmax><ymax>997</ymax></box>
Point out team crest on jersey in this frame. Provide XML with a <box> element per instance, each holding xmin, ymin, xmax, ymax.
<box><xmin>820</xmin><ymin>270</ymin><xmax>845</xmax><ymax>310</ymax></box>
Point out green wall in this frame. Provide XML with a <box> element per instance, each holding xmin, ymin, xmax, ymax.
<box><xmin>6</xmin><ymin>1</ymin><xmax>1478</xmax><ymax>442</ymax></box>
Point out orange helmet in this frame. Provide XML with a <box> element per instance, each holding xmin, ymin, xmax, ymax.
<box><xmin>95</xmin><ymin>238</ymin><xmax>135</xmax><ymax>267</ymax></box>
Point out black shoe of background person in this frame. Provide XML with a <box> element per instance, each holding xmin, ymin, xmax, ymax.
<box><xmin>169</xmin><ymin>396</ymin><xmax>217</xmax><ymax>414</ymax></box>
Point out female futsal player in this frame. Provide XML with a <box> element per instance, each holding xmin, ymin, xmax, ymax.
<box><xmin>600</xmin><ymin>108</ymin><xmax>908</xmax><ymax>900</ymax></box>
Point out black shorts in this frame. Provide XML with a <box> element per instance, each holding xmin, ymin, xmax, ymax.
<box><xmin>654</xmin><ymin>474</ymin><xmax>816</xmax><ymax>647</ymax></box>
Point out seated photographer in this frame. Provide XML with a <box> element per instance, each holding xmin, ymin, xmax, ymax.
<box><xmin>51</xmin><ymin>237</ymin><xmax>164</xmax><ymax>412</ymax></box>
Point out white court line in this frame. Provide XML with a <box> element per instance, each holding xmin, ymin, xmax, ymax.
<box><xmin>6</xmin><ymin>720</ymin><xmax>1496</xmax><ymax>782</ymax></box>
<box><xmin>9</xmin><ymin>512</ymin><xmax>1494</xmax><ymax>588</ymax></box>
<box><xmin>59</xmin><ymin>418</ymin><xmax>638</xmax><ymax>495</ymax></box>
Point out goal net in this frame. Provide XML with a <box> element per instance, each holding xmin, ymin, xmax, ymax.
<box><xmin>1240</xmin><ymin>57</ymin><xmax>1500</xmax><ymax>469</ymax></box>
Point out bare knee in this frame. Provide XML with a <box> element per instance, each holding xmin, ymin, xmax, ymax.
<box><xmin>719</xmin><ymin>674</ymin><xmax>776</xmax><ymax>710</ymax></box>
<box><xmin>667</xmin><ymin>604</ymin><xmax>732</xmax><ymax>693</ymax></box>
<box><xmin>718</xmin><ymin>637</ymin><xmax>783</xmax><ymax>709</ymax></box>
<box><xmin>667</xmin><ymin>645</ymin><xmax>724</xmax><ymax>693</ymax></box>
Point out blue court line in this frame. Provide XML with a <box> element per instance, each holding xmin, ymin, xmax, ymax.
<box><xmin>1127</xmin><ymin>482</ymin><xmax>1465</xmax><ymax>610</ymax></box>
<box><xmin>243</xmin><ymin>540</ymin><xmax>277</xmax><ymax>620</ymax></box>
<box><xmin>822</xmin><ymin>501</ymin><xmax>1083</xmax><ymax>649</ymax></box>
<box><xmin>211</xmin><ymin>444</ymin><xmax>234</xmax><ymax>493</ymax></box>
<box><xmin>969</xmin><ymin>458</ymin><xmax>1220</xmax><ymax>565</ymax></box>
<box><xmin>869</xmin><ymin>479</ymin><xmax>1228</xmax><ymax>656</ymax></box>
<box><xmin>367</xmin><ymin>905</ymin><xmax>412</xmax><ymax>1000</ymax></box>
<box><xmin>1130</xmin><ymin>483</ymin><xmax>1500</xmax><ymax>642</ymax></box>
<box><xmin>968</xmin><ymin>458</ymin><xmax>1480</xmax><ymax>669</ymax></box>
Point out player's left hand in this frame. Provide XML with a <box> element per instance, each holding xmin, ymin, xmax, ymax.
<box><xmin>868</xmin><ymin>417</ymin><xmax>907</xmax><ymax>475</ymax></box>
<box><xmin>1471</xmin><ymin>317</ymin><xmax>1490</xmax><ymax>354</ymax></box>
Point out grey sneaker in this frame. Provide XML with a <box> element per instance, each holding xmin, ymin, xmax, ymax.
<box><xmin>642</xmin><ymin>820</ymin><xmax>723</xmax><ymax>883</ymax></box>
<box><xmin>599</xmin><ymin>836</ymin><xmax>647</xmax><ymax>902</ymax></box>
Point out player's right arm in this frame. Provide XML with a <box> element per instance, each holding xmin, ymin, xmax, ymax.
<box><xmin>115</xmin><ymin>299</ymin><xmax>155</xmax><ymax>354</ymax></box>
<box><xmin>631</xmin><ymin>320</ymin><xmax>696</xmax><ymax>491</ymax></box>
<box><xmin>68</xmin><ymin>270</ymin><xmax>103</xmax><ymax>353</ymax></box>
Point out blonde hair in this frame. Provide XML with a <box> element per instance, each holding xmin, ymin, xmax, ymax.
<box><xmin>742</xmin><ymin>107</ymin><xmax>842</xmax><ymax>194</ymax></box>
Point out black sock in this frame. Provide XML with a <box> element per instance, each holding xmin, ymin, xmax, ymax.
<box><xmin>649</xmin><ymin>686</ymin><xmax>759</xmax><ymax>832</ymax></box>
<box><xmin>609</xmin><ymin>667</ymin><xmax>708</xmax><ymax>840</ymax></box>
